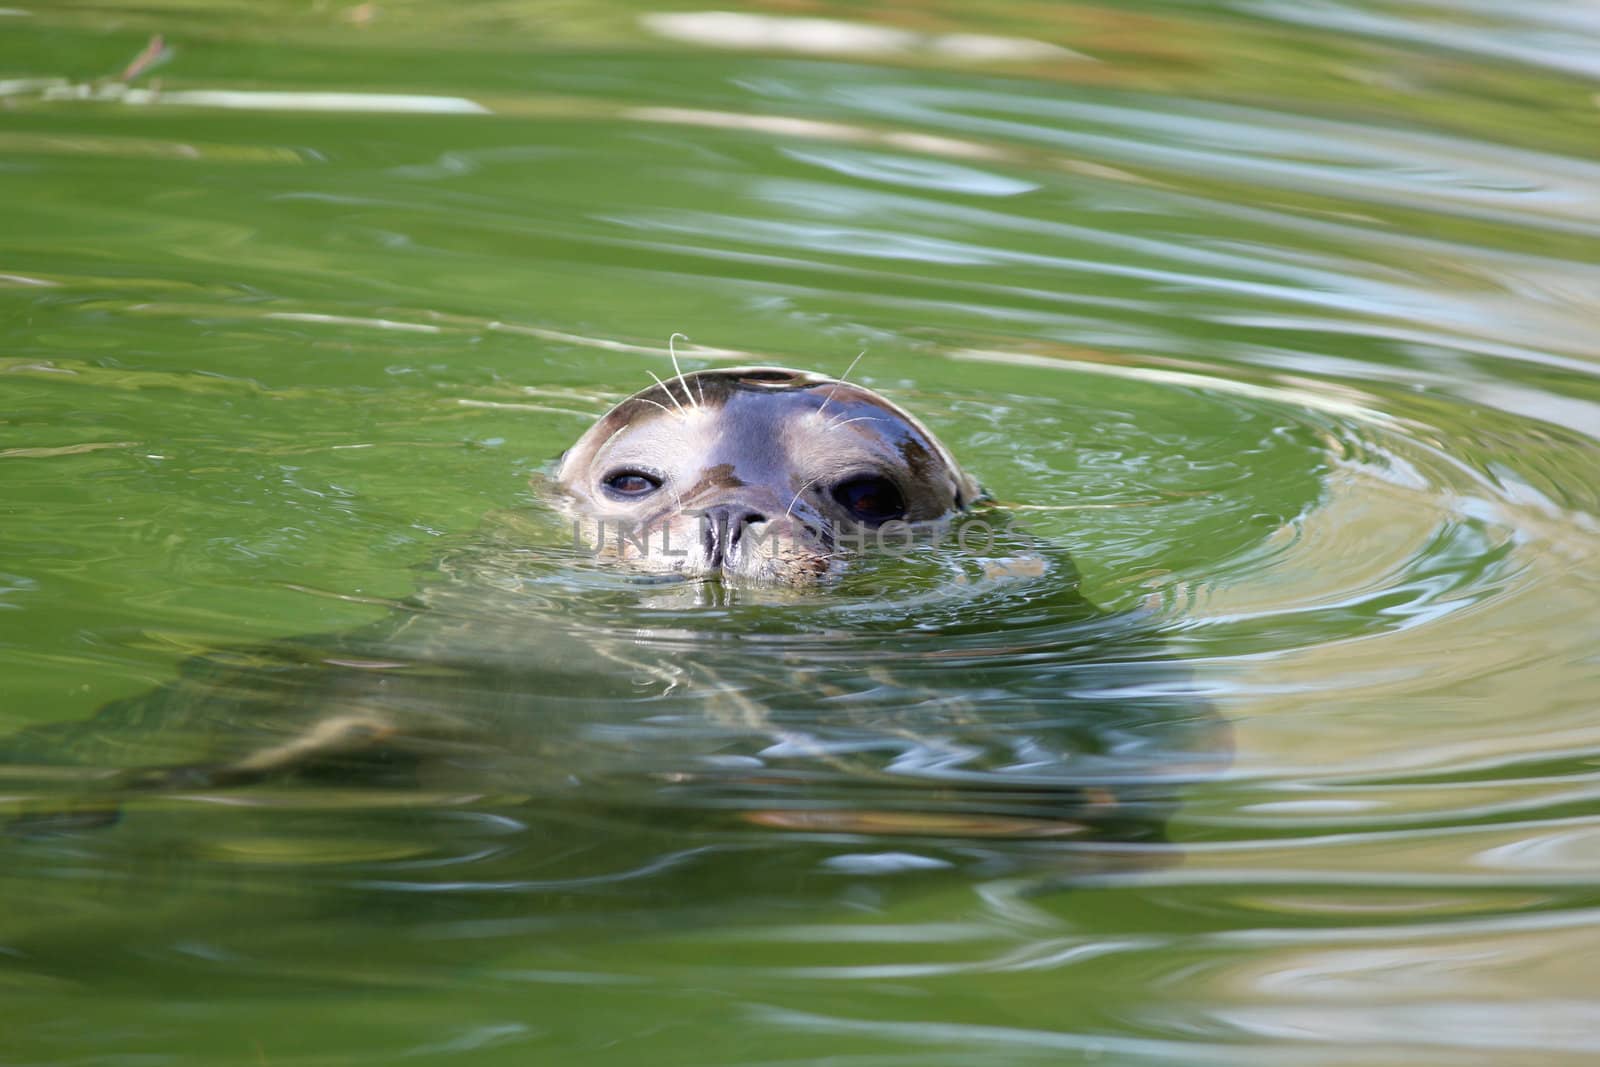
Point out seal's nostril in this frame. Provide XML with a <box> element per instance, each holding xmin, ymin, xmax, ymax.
<box><xmin>703</xmin><ymin>506</ymin><xmax>770</xmax><ymax>567</ymax></box>
<box><xmin>731</xmin><ymin>511</ymin><xmax>766</xmax><ymax>547</ymax></box>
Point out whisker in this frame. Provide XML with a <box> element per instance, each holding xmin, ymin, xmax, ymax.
<box><xmin>634</xmin><ymin>396</ymin><xmax>676</xmax><ymax>418</ymax></box>
<box><xmin>785</xmin><ymin>474</ymin><xmax>826</xmax><ymax>519</ymax></box>
<box><xmin>645</xmin><ymin>371</ymin><xmax>686</xmax><ymax>415</ymax></box>
<box><xmin>595</xmin><ymin>423</ymin><xmax>631</xmax><ymax>453</ymax></box>
<box><xmin>816</xmin><ymin>349</ymin><xmax>867</xmax><ymax>418</ymax></box>
<box><xmin>827</xmin><ymin>415</ymin><xmax>884</xmax><ymax>431</ymax></box>
<box><xmin>668</xmin><ymin>332</ymin><xmax>699</xmax><ymax>409</ymax></box>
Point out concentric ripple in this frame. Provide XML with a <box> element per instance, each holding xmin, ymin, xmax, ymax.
<box><xmin>2</xmin><ymin>1</ymin><xmax>1599</xmax><ymax>1065</ymax></box>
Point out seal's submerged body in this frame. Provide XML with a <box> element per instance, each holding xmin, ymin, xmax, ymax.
<box><xmin>2</xmin><ymin>366</ymin><xmax>1222</xmax><ymax>892</ymax></box>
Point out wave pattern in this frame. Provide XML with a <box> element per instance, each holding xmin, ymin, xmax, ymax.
<box><xmin>2</xmin><ymin>1</ymin><xmax>1599</xmax><ymax>1064</ymax></box>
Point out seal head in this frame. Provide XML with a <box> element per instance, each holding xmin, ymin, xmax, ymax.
<box><xmin>553</xmin><ymin>367</ymin><xmax>981</xmax><ymax>584</ymax></box>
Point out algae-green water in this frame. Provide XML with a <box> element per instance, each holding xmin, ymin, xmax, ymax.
<box><xmin>3</xmin><ymin>2</ymin><xmax>1600</xmax><ymax>1064</ymax></box>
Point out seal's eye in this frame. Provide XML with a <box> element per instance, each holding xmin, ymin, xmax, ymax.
<box><xmin>832</xmin><ymin>475</ymin><xmax>906</xmax><ymax>525</ymax></box>
<box><xmin>603</xmin><ymin>469</ymin><xmax>662</xmax><ymax>497</ymax></box>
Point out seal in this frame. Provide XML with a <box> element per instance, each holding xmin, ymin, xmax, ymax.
<box><xmin>554</xmin><ymin>366</ymin><xmax>981</xmax><ymax>583</ymax></box>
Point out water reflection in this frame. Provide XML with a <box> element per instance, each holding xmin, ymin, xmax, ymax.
<box><xmin>1</xmin><ymin>521</ymin><xmax>1225</xmax><ymax>992</ymax></box>
<box><xmin>4</xmin><ymin>0</ymin><xmax>1600</xmax><ymax>1062</ymax></box>
<box><xmin>1245</xmin><ymin>0</ymin><xmax>1600</xmax><ymax>80</ymax></box>
<box><xmin>641</xmin><ymin>11</ymin><xmax>1078</xmax><ymax>64</ymax></box>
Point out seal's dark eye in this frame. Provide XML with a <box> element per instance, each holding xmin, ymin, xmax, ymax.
<box><xmin>603</xmin><ymin>469</ymin><xmax>661</xmax><ymax>497</ymax></box>
<box><xmin>832</xmin><ymin>475</ymin><xmax>906</xmax><ymax>525</ymax></box>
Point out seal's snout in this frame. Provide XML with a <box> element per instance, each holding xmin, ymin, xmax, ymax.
<box><xmin>700</xmin><ymin>503</ymin><xmax>769</xmax><ymax>570</ymax></box>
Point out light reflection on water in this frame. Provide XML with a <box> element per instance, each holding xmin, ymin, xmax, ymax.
<box><xmin>2</xmin><ymin>0</ymin><xmax>1600</xmax><ymax>1063</ymax></box>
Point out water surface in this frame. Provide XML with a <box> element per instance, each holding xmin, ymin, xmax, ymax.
<box><xmin>3</xmin><ymin>2</ymin><xmax>1599</xmax><ymax>1064</ymax></box>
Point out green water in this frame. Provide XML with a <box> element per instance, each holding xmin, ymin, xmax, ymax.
<box><xmin>4</xmin><ymin>1</ymin><xmax>1600</xmax><ymax>1063</ymax></box>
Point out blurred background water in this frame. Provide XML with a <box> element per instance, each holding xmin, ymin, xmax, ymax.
<box><xmin>2</xmin><ymin>1</ymin><xmax>1599</xmax><ymax>1064</ymax></box>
